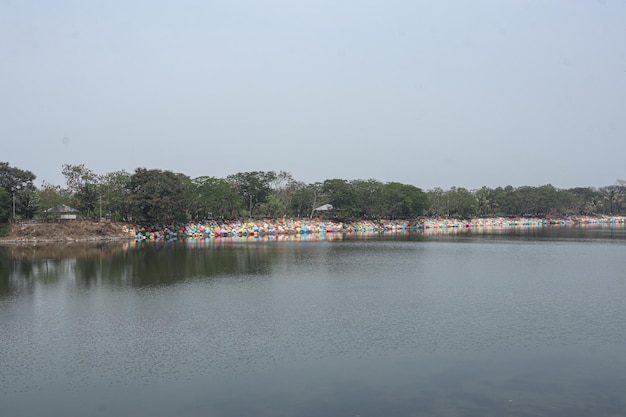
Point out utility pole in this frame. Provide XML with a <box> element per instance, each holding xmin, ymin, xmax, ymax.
<box><xmin>12</xmin><ymin>192</ymin><xmax>16</xmax><ymax>223</ymax></box>
<box><xmin>99</xmin><ymin>192</ymin><xmax>102</xmax><ymax>219</ymax></box>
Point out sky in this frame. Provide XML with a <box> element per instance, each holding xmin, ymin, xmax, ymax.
<box><xmin>1</xmin><ymin>0</ymin><xmax>625</xmax><ymax>191</ymax></box>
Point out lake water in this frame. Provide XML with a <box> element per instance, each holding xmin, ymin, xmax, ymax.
<box><xmin>1</xmin><ymin>226</ymin><xmax>626</xmax><ymax>417</ymax></box>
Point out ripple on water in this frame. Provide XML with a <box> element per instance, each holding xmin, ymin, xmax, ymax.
<box><xmin>1</xmin><ymin>237</ymin><xmax>626</xmax><ymax>416</ymax></box>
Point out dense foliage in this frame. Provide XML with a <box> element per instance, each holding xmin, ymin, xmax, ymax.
<box><xmin>127</xmin><ymin>168</ymin><xmax>190</xmax><ymax>223</ymax></box>
<box><xmin>0</xmin><ymin>188</ymin><xmax>9</xmax><ymax>223</ymax></box>
<box><xmin>0</xmin><ymin>162</ymin><xmax>37</xmax><ymax>220</ymax></box>
<box><xmin>1</xmin><ymin>161</ymin><xmax>625</xmax><ymax>222</ymax></box>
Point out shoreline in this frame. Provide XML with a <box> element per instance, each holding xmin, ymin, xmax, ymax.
<box><xmin>1</xmin><ymin>216</ymin><xmax>625</xmax><ymax>244</ymax></box>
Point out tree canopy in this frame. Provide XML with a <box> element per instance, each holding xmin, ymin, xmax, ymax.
<box><xmin>0</xmin><ymin>162</ymin><xmax>37</xmax><ymax>220</ymax></box>
<box><xmin>0</xmin><ymin>188</ymin><xmax>9</xmax><ymax>222</ymax></box>
<box><xmin>2</xmin><ymin>161</ymin><xmax>626</xmax><ymax>223</ymax></box>
<box><xmin>226</xmin><ymin>171</ymin><xmax>277</xmax><ymax>217</ymax></box>
<box><xmin>127</xmin><ymin>168</ymin><xmax>191</xmax><ymax>223</ymax></box>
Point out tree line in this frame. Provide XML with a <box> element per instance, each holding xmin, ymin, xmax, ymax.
<box><xmin>1</xmin><ymin>162</ymin><xmax>625</xmax><ymax>224</ymax></box>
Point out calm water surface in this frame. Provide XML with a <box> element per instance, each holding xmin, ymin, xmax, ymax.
<box><xmin>1</xmin><ymin>226</ymin><xmax>626</xmax><ymax>416</ymax></box>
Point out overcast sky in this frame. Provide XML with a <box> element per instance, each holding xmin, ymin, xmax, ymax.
<box><xmin>2</xmin><ymin>0</ymin><xmax>625</xmax><ymax>190</ymax></box>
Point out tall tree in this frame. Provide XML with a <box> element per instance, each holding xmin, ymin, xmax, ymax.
<box><xmin>100</xmin><ymin>170</ymin><xmax>132</xmax><ymax>220</ymax></box>
<box><xmin>0</xmin><ymin>189</ymin><xmax>9</xmax><ymax>222</ymax></box>
<box><xmin>61</xmin><ymin>164</ymin><xmax>101</xmax><ymax>217</ymax></box>
<box><xmin>0</xmin><ymin>162</ymin><xmax>37</xmax><ymax>219</ymax></box>
<box><xmin>600</xmin><ymin>186</ymin><xmax>624</xmax><ymax>215</ymax></box>
<box><xmin>226</xmin><ymin>171</ymin><xmax>277</xmax><ymax>217</ymax></box>
<box><xmin>62</xmin><ymin>164</ymin><xmax>99</xmax><ymax>194</ymax></box>
<box><xmin>0</xmin><ymin>162</ymin><xmax>36</xmax><ymax>194</ymax></box>
<box><xmin>323</xmin><ymin>179</ymin><xmax>358</xmax><ymax>218</ymax></box>
<box><xmin>534</xmin><ymin>184</ymin><xmax>560</xmax><ymax>216</ymax></box>
<box><xmin>475</xmin><ymin>186</ymin><xmax>496</xmax><ymax>217</ymax></box>
<box><xmin>191</xmin><ymin>176</ymin><xmax>241</xmax><ymax>219</ymax></box>
<box><xmin>306</xmin><ymin>182</ymin><xmax>324</xmax><ymax>218</ymax></box>
<box><xmin>384</xmin><ymin>182</ymin><xmax>428</xmax><ymax>219</ymax></box>
<box><xmin>426</xmin><ymin>187</ymin><xmax>447</xmax><ymax>216</ymax></box>
<box><xmin>37</xmin><ymin>182</ymin><xmax>72</xmax><ymax>215</ymax></box>
<box><xmin>493</xmin><ymin>185</ymin><xmax>520</xmax><ymax>216</ymax></box>
<box><xmin>269</xmin><ymin>171</ymin><xmax>309</xmax><ymax>217</ymax></box>
<box><xmin>568</xmin><ymin>187</ymin><xmax>599</xmax><ymax>215</ymax></box>
<box><xmin>17</xmin><ymin>188</ymin><xmax>38</xmax><ymax>219</ymax></box>
<box><xmin>446</xmin><ymin>187</ymin><xmax>477</xmax><ymax>218</ymax></box>
<box><xmin>516</xmin><ymin>186</ymin><xmax>539</xmax><ymax>216</ymax></box>
<box><xmin>127</xmin><ymin>168</ymin><xmax>190</xmax><ymax>223</ymax></box>
<box><xmin>352</xmin><ymin>179</ymin><xmax>386</xmax><ymax>218</ymax></box>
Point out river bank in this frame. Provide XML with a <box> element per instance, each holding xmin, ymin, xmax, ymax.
<box><xmin>0</xmin><ymin>220</ymin><xmax>130</xmax><ymax>243</ymax></box>
<box><xmin>1</xmin><ymin>216</ymin><xmax>625</xmax><ymax>244</ymax></box>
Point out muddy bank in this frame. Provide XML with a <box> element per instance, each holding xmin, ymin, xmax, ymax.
<box><xmin>1</xmin><ymin>216</ymin><xmax>624</xmax><ymax>244</ymax></box>
<box><xmin>0</xmin><ymin>221</ymin><xmax>131</xmax><ymax>243</ymax></box>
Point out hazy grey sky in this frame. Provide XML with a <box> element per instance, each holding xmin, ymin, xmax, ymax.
<box><xmin>2</xmin><ymin>0</ymin><xmax>625</xmax><ymax>190</ymax></box>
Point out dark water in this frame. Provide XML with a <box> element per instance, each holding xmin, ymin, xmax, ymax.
<box><xmin>1</xmin><ymin>226</ymin><xmax>626</xmax><ymax>417</ymax></box>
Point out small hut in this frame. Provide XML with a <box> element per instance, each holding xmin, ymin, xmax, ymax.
<box><xmin>44</xmin><ymin>205</ymin><xmax>80</xmax><ymax>220</ymax></box>
<box><xmin>314</xmin><ymin>204</ymin><xmax>334</xmax><ymax>212</ymax></box>
<box><xmin>313</xmin><ymin>204</ymin><xmax>334</xmax><ymax>219</ymax></box>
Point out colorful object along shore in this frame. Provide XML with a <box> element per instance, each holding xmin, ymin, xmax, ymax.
<box><xmin>122</xmin><ymin>216</ymin><xmax>626</xmax><ymax>241</ymax></box>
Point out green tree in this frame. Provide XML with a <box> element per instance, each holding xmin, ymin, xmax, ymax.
<box><xmin>568</xmin><ymin>187</ymin><xmax>599</xmax><ymax>215</ymax></box>
<box><xmin>62</xmin><ymin>164</ymin><xmax>99</xmax><ymax>194</ymax></box>
<box><xmin>128</xmin><ymin>168</ymin><xmax>191</xmax><ymax>223</ymax></box>
<box><xmin>475</xmin><ymin>186</ymin><xmax>496</xmax><ymax>216</ymax></box>
<box><xmin>384</xmin><ymin>182</ymin><xmax>428</xmax><ymax>219</ymax></box>
<box><xmin>351</xmin><ymin>179</ymin><xmax>385</xmax><ymax>218</ymax></box>
<box><xmin>100</xmin><ymin>170</ymin><xmax>132</xmax><ymax>220</ymax></box>
<box><xmin>268</xmin><ymin>171</ymin><xmax>318</xmax><ymax>217</ymax></box>
<box><xmin>516</xmin><ymin>186</ymin><xmax>539</xmax><ymax>216</ymax></box>
<box><xmin>274</xmin><ymin>180</ymin><xmax>324</xmax><ymax>218</ymax></box>
<box><xmin>37</xmin><ymin>181</ymin><xmax>73</xmax><ymax>214</ymax></box>
<box><xmin>553</xmin><ymin>188</ymin><xmax>576</xmax><ymax>216</ymax></box>
<box><xmin>0</xmin><ymin>188</ymin><xmax>9</xmax><ymax>222</ymax></box>
<box><xmin>305</xmin><ymin>182</ymin><xmax>324</xmax><ymax>218</ymax></box>
<box><xmin>426</xmin><ymin>187</ymin><xmax>447</xmax><ymax>216</ymax></box>
<box><xmin>535</xmin><ymin>184</ymin><xmax>560</xmax><ymax>216</ymax></box>
<box><xmin>0</xmin><ymin>162</ymin><xmax>37</xmax><ymax>219</ymax></box>
<box><xmin>447</xmin><ymin>187</ymin><xmax>476</xmax><ymax>217</ymax></box>
<box><xmin>282</xmin><ymin>180</ymin><xmax>310</xmax><ymax>217</ymax></box>
<box><xmin>600</xmin><ymin>186</ymin><xmax>625</xmax><ymax>215</ymax></box>
<box><xmin>17</xmin><ymin>188</ymin><xmax>38</xmax><ymax>219</ymax></box>
<box><xmin>493</xmin><ymin>185</ymin><xmax>520</xmax><ymax>216</ymax></box>
<box><xmin>226</xmin><ymin>171</ymin><xmax>277</xmax><ymax>217</ymax></box>
<box><xmin>191</xmin><ymin>176</ymin><xmax>242</xmax><ymax>219</ymax></box>
<box><xmin>76</xmin><ymin>182</ymin><xmax>99</xmax><ymax>218</ymax></box>
<box><xmin>258</xmin><ymin>194</ymin><xmax>286</xmax><ymax>218</ymax></box>
<box><xmin>322</xmin><ymin>179</ymin><xmax>358</xmax><ymax>218</ymax></box>
<box><xmin>61</xmin><ymin>164</ymin><xmax>101</xmax><ymax>218</ymax></box>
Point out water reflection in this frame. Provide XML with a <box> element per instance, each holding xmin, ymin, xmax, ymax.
<box><xmin>2</xmin><ymin>223</ymin><xmax>626</xmax><ymax>297</ymax></box>
<box><xmin>0</xmin><ymin>240</ymin><xmax>278</xmax><ymax>296</ymax></box>
<box><xmin>1</xmin><ymin>226</ymin><xmax>626</xmax><ymax>416</ymax></box>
